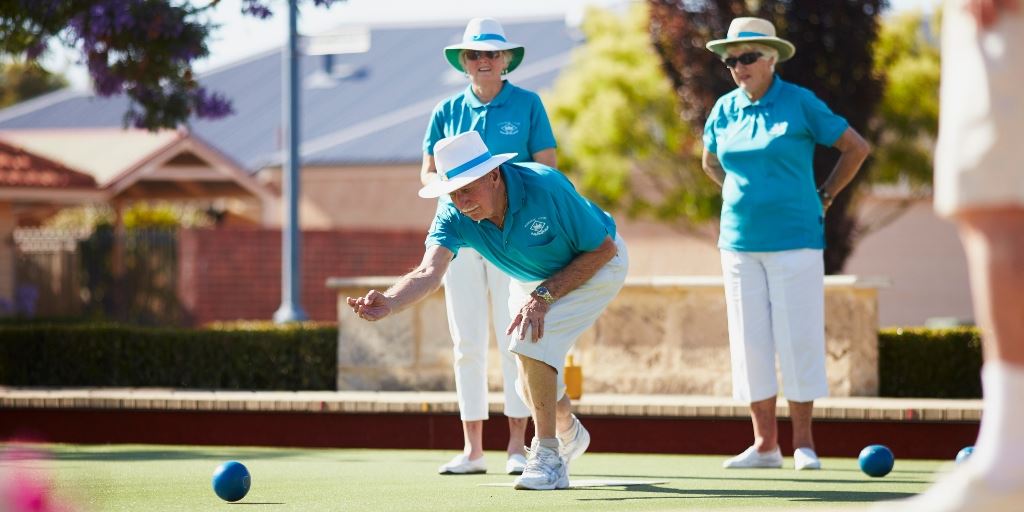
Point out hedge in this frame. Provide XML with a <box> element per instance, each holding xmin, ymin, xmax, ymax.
<box><xmin>0</xmin><ymin>322</ymin><xmax>337</xmax><ymax>390</ymax></box>
<box><xmin>879</xmin><ymin>327</ymin><xmax>982</xmax><ymax>398</ymax></box>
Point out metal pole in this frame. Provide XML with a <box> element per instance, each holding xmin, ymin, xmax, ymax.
<box><xmin>273</xmin><ymin>0</ymin><xmax>308</xmax><ymax>323</ymax></box>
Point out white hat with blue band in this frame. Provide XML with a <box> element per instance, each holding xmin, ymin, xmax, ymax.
<box><xmin>705</xmin><ymin>17</ymin><xmax>796</xmax><ymax>62</ymax></box>
<box><xmin>418</xmin><ymin>131</ymin><xmax>517</xmax><ymax>199</ymax></box>
<box><xmin>444</xmin><ymin>18</ymin><xmax>526</xmax><ymax>74</ymax></box>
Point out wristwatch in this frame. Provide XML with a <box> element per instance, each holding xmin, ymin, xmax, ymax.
<box><xmin>533</xmin><ymin>285</ymin><xmax>556</xmax><ymax>305</ymax></box>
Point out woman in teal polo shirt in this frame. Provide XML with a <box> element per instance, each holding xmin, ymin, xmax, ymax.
<box><xmin>421</xmin><ymin>17</ymin><xmax>558</xmax><ymax>477</ymax></box>
<box><xmin>701</xmin><ymin>17</ymin><xmax>870</xmax><ymax>471</ymax></box>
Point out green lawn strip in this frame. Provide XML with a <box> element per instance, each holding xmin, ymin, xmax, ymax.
<box><xmin>14</xmin><ymin>444</ymin><xmax>946</xmax><ymax>511</ymax></box>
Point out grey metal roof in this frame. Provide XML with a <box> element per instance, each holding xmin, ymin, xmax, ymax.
<box><xmin>0</xmin><ymin>17</ymin><xmax>579</xmax><ymax>172</ymax></box>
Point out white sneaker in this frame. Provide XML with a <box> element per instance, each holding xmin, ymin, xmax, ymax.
<box><xmin>794</xmin><ymin>447</ymin><xmax>821</xmax><ymax>470</ymax></box>
<box><xmin>871</xmin><ymin>464</ymin><xmax>1024</xmax><ymax>512</ymax></box>
<box><xmin>722</xmin><ymin>445</ymin><xmax>783</xmax><ymax>469</ymax></box>
<box><xmin>514</xmin><ymin>439</ymin><xmax>569</xmax><ymax>490</ymax></box>
<box><xmin>558</xmin><ymin>415</ymin><xmax>590</xmax><ymax>462</ymax></box>
<box><xmin>437</xmin><ymin>453</ymin><xmax>487</xmax><ymax>474</ymax></box>
<box><xmin>506</xmin><ymin>453</ymin><xmax>527</xmax><ymax>475</ymax></box>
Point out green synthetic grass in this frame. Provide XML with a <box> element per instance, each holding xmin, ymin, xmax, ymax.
<box><xmin>6</xmin><ymin>444</ymin><xmax>948</xmax><ymax>511</ymax></box>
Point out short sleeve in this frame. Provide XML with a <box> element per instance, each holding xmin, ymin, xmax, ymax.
<box><xmin>425</xmin><ymin>201</ymin><xmax>465</xmax><ymax>256</ymax></box>
<box><xmin>800</xmin><ymin>90</ymin><xmax>849</xmax><ymax>146</ymax></box>
<box><xmin>527</xmin><ymin>94</ymin><xmax>557</xmax><ymax>155</ymax></box>
<box><xmin>423</xmin><ymin>101</ymin><xmax>447</xmax><ymax>155</ymax></box>
<box><xmin>703</xmin><ymin>101</ymin><xmax>722</xmax><ymax>154</ymax></box>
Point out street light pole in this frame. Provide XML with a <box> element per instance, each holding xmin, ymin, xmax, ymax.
<box><xmin>273</xmin><ymin>0</ymin><xmax>308</xmax><ymax>323</ymax></box>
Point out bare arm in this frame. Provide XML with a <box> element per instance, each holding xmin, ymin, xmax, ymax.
<box><xmin>532</xmin><ymin>148</ymin><xmax>557</xmax><ymax>168</ymax></box>
<box><xmin>507</xmin><ymin>235</ymin><xmax>618</xmax><ymax>341</ymax></box>
<box><xmin>420</xmin><ymin>153</ymin><xmax>437</xmax><ymax>186</ymax></box>
<box><xmin>346</xmin><ymin>245</ymin><xmax>453</xmax><ymax>321</ymax></box>
<box><xmin>818</xmin><ymin>127</ymin><xmax>871</xmax><ymax>211</ymax></box>
<box><xmin>701</xmin><ymin>148</ymin><xmax>726</xmax><ymax>189</ymax></box>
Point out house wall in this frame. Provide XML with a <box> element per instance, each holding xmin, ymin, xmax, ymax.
<box><xmin>177</xmin><ymin>228</ymin><xmax>424</xmax><ymax>325</ymax></box>
<box><xmin>0</xmin><ymin>202</ymin><xmax>13</xmax><ymax>310</ymax></box>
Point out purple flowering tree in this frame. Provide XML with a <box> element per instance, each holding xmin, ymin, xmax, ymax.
<box><xmin>1</xmin><ymin>0</ymin><xmax>336</xmax><ymax>130</ymax></box>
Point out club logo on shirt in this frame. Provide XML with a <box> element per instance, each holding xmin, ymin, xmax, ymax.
<box><xmin>498</xmin><ymin>121</ymin><xmax>520</xmax><ymax>136</ymax></box>
<box><xmin>525</xmin><ymin>217</ymin><xmax>550</xmax><ymax>236</ymax></box>
<box><xmin>768</xmin><ymin>121</ymin><xmax>788</xmax><ymax>136</ymax></box>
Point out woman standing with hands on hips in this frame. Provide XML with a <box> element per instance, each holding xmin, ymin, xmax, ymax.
<box><xmin>701</xmin><ymin>17</ymin><xmax>870</xmax><ymax>471</ymax></box>
<box><xmin>422</xmin><ymin>17</ymin><xmax>558</xmax><ymax>476</ymax></box>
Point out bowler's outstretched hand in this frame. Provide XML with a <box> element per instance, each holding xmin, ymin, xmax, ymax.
<box><xmin>346</xmin><ymin>290</ymin><xmax>392</xmax><ymax>321</ymax></box>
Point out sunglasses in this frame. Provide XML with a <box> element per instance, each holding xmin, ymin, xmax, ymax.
<box><xmin>463</xmin><ymin>50</ymin><xmax>503</xmax><ymax>61</ymax></box>
<box><xmin>723</xmin><ymin>52</ymin><xmax>763</xmax><ymax>69</ymax></box>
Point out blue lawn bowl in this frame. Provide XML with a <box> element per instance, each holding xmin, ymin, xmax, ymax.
<box><xmin>956</xmin><ymin>446</ymin><xmax>975</xmax><ymax>465</ymax></box>
<box><xmin>859</xmin><ymin>445</ymin><xmax>895</xmax><ymax>477</ymax></box>
<box><xmin>212</xmin><ymin>461</ymin><xmax>251</xmax><ymax>502</ymax></box>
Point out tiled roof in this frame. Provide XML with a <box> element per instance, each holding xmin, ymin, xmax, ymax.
<box><xmin>0</xmin><ymin>140</ymin><xmax>96</xmax><ymax>188</ymax></box>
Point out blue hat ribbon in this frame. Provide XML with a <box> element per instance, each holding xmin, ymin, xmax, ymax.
<box><xmin>737</xmin><ymin>31</ymin><xmax>767</xmax><ymax>38</ymax></box>
<box><xmin>444</xmin><ymin>152</ymin><xmax>492</xmax><ymax>180</ymax></box>
<box><xmin>471</xmin><ymin>33</ymin><xmax>507</xmax><ymax>42</ymax></box>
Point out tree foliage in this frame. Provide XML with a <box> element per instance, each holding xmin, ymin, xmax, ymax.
<box><xmin>0</xmin><ymin>60</ymin><xmax>67</xmax><ymax>108</ymax></box>
<box><xmin>0</xmin><ymin>0</ymin><xmax>336</xmax><ymax>130</ymax></box>
<box><xmin>648</xmin><ymin>0</ymin><xmax>886</xmax><ymax>273</ymax></box>
<box><xmin>545</xmin><ymin>4</ymin><xmax>721</xmax><ymax>232</ymax></box>
<box><xmin>870</xmin><ymin>8</ymin><xmax>940</xmax><ymax>187</ymax></box>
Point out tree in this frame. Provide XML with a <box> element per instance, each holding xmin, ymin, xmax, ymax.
<box><xmin>648</xmin><ymin>0</ymin><xmax>886</xmax><ymax>274</ymax></box>
<box><xmin>0</xmin><ymin>60</ymin><xmax>67</xmax><ymax>108</ymax></box>
<box><xmin>0</xmin><ymin>0</ymin><xmax>336</xmax><ymax>130</ymax></box>
<box><xmin>545</xmin><ymin>4</ymin><xmax>720</xmax><ymax>234</ymax></box>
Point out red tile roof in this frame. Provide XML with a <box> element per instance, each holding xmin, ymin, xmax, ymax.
<box><xmin>0</xmin><ymin>140</ymin><xmax>96</xmax><ymax>188</ymax></box>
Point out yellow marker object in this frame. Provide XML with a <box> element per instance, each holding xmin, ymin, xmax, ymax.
<box><xmin>564</xmin><ymin>354</ymin><xmax>583</xmax><ymax>400</ymax></box>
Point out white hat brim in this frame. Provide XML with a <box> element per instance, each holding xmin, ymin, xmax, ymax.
<box><xmin>418</xmin><ymin>153</ymin><xmax>517</xmax><ymax>199</ymax></box>
<box><xmin>706</xmin><ymin>37</ymin><xmax>796</xmax><ymax>62</ymax></box>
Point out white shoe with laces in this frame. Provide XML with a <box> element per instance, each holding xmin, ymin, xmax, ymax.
<box><xmin>437</xmin><ymin>453</ymin><xmax>487</xmax><ymax>474</ymax></box>
<box><xmin>506</xmin><ymin>453</ymin><xmax>527</xmax><ymax>475</ymax></box>
<box><xmin>722</xmin><ymin>445</ymin><xmax>783</xmax><ymax>469</ymax></box>
<box><xmin>794</xmin><ymin>447</ymin><xmax>821</xmax><ymax>470</ymax></box>
<box><xmin>514</xmin><ymin>439</ymin><xmax>569</xmax><ymax>490</ymax></box>
<box><xmin>558</xmin><ymin>414</ymin><xmax>590</xmax><ymax>463</ymax></box>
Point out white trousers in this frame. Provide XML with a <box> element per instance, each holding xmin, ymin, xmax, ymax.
<box><xmin>720</xmin><ymin>248</ymin><xmax>829</xmax><ymax>403</ymax></box>
<box><xmin>443</xmin><ymin>248</ymin><xmax>531</xmax><ymax>421</ymax></box>
<box><xmin>508</xmin><ymin>235</ymin><xmax>629</xmax><ymax>401</ymax></box>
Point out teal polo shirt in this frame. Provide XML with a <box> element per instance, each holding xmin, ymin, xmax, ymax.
<box><xmin>426</xmin><ymin>162</ymin><xmax>616</xmax><ymax>282</ymax></box>
<box><xmin>703</xmin><ymin>76</ymin><xmax>849</xmax><ymax>252</ymax></box>
<box><xmin>423</xmin><ymin>81</ymin><xmax>556</xmax><ymax>161</ymax></box>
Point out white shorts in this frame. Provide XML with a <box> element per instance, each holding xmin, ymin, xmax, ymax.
<box><xmin>721</xmin><ymin>248</ymin><xmax>829</xmax><ymax>403</ymax></box>
<box><xmin>508</xmin><ymin>235</ymin><xmax>628</xmax><ymax>401</ymax></box>
<box><xmin>935</xmin><ymin>2</ymin><xmax>1024</xmax><ymax>216</ymax></box>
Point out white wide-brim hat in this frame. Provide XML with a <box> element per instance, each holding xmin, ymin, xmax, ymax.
<box><xmin>444</xmin><ymin>17</ymin><xmax>526</xmax><ymax>74</ymax></box>
<box><xmin>706</xmin><ymin>17</ymin><xmax>796</xmax><ymax>62</ymax></box>
<box><xmin>418</xmin><ymin>131</ymin><xmax>517</xmax><ymax>199</ymax></box>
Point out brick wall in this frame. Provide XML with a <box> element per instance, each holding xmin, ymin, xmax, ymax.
<box><xmin>178</xmin><ymin>228</ymin><xmax>424</xmax><ymax>325</ymax></box>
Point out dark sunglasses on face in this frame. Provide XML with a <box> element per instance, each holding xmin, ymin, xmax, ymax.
<box><xmin>463</xmin><ymin>50</ymin><xmax>503</xmax><ymax>61</ymax></box>
<box><xmin>723</xmin><ymin>51</ymin><xmax>763</xmax><ymax>69</ymax></box>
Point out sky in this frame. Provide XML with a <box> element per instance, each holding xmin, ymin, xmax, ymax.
<box><xmin>44</xmin><ymin>0</ymin><xmax>942</xmax><ymax>90</ymax></box>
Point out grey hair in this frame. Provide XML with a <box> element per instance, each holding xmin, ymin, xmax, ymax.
<box><xmin>458</xmin><ymin>49</ymin><xmax>514</xmax><ymax>75</ymax></box>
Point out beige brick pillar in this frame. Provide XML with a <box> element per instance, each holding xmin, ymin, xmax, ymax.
<box><xmin>0</xmin><ymin>202</ymin><xmax>15</xmax><ymax>313</ymax></box>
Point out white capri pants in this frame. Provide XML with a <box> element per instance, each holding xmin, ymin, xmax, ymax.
<box><xmin>444</xmin><ymin>247</ymin><xmax>531</xmax><ymax>421</ymax></box>
<box><xmin>935</xmin><ymin>0</ymin><xmax>1024</xmax><ymax>215</ymax></box>
<box><xmin>508</xmin><ymin>235</ymin><xmax>629</xmax><ymax>401</ymax></box>
<box><xmin>721</xmin><ymin>248</ymin><xmax>829</xmax><ymax>403</ymax></box>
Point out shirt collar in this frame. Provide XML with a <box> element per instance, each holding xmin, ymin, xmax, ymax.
<box><xmin>465</xmin><ymin>81</ymin><xmax>514</xmax><ymax>108</ymax></box>
<box><xmin>736</xmin><ymin>74</ymin><xmax>782</xmax><ymax>109</ymax></box>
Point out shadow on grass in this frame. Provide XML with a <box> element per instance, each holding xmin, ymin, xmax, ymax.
<box><xmin>571</xmin><ymin>483</ymin><xmax>916</xmax><ymax>503</ymax></box>
<box><xmin>573</xmin><ymin>473</ymin><xmax>926</xmax><ymax>485</ymax></box>
<box><xmin>40</xmin><ymin>448</ymin><xmax>299</xmax><ymax>462</ymax></box>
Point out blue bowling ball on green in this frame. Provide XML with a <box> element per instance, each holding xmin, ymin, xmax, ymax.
<box><xmin>212</xmin><ymin>461</ymin><xmax>251</xmax><ymax>502</ymax></box>
<box><xmin>956</xmin><ymin>446</ymin><xmax>974</xmax><ymax>464</ymax></box>
<box><xmin>859</xmin><ymin>445</ymin><xmax>894</xmax><ymax>477</ymax></box>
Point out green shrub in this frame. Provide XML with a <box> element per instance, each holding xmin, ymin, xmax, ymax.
<box><xmin>0</xmin><ymin>323</ymin><xmax>336</xmax><ymax>390</ymax></box>
<box><xmin>879</xmin><ymin>327</ymin><xmax>982</xmax><ymax>398</ymax></box>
